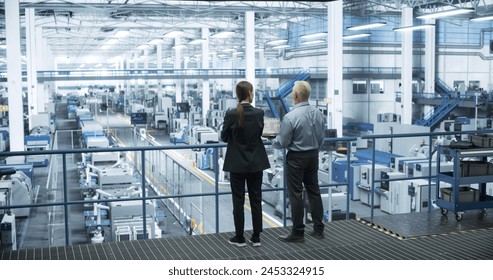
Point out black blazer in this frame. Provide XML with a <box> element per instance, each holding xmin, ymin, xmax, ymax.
<box><xmin>221</xmin><ymin>104</ymin><xmax>270</xmax><ymax>173</ymax></box>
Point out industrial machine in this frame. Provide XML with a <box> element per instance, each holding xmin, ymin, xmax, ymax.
<box><xmin>332</xmin><ymin>159</ymin><xmax>369</xmax><ymax>200</ymax></box>
<box><xmin>24</xmin><ymin>126</ymin><xmax>52</xmax><ymax>167</ymax></box>
<box><xmin>0</xmin><ymin>169</ymin><xmax>34</xmax><ymax>218</ymax></box>
<box><xmin>389</xmin><ymin>179</ymin><xmax>437</xmax><ymax>214</ymax></box>
<box><xmin>358</xmin><ymin>164</ymin><xmax>391</xmax><ymax>207</ymax></box>
<box><xmin>379</xmin><ymin>171</ymin><xmax>407</xmax><ymax>213</ymax></box>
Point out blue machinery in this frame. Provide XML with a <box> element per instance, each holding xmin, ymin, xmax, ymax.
<box><xmin>263</xmin><ymin>69</ymin><xmax>310</xmax><ymax>119</ymax></box>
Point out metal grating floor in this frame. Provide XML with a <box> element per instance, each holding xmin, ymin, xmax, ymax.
<box><xmin>2</xmin><ymin>218</ymin><xmax>493</xmax><ymax>260</ymax></box>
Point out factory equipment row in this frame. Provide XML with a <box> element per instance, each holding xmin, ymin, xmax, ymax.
<box><xmin>71</xmin><ymin>100</ymin><xmax>164</xmax><ymax>244</ymax></box>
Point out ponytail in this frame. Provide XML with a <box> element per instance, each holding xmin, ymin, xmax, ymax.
<box><xmin>237</xmin><ymin>102</ymin><xmax>244</xmax><ymax>127</ymax></box>
<box><xmin>235</xmin><ymin>81</ymin><xmax>253</xmax><ymax>128</ymax></box>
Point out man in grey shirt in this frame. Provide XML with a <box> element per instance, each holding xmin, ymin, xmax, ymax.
<box><xmin>271</xmin><ymin>81</ymin><xmax>326</xmax><ymax>243</ymax></box>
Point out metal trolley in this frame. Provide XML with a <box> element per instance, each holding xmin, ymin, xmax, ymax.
<box><xmin>436</xmin><ymin>146</ymin><xmax>493</xmax><ymax>221</ymax></box>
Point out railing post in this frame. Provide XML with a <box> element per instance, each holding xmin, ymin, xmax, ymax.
<box><xmin>213</xmin><ymin>147</ymin><xmax>220</xmax><ymax>234</ymax></box>
<box><xmin>370</xmin><ymin>142</ymin><xmax>376</xmax><ymax>219</ymax></box>
<box><xmin>141</xmin><ymin>150</ymin><xmax>147</xmax><ymax>239</ymax></box>
<box><xmin>62</xmin><ymin>153</ymin><xmax>70</xmax><ymax>246</ymax></box>
<box><xmin>346</xmin><ymin>139</ymin><xmax>352</xmax><ymax>220</ymax></box>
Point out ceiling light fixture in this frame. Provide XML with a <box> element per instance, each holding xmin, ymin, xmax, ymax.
<box><xmin>189</xmin><ymin>38</ymin><xmax>206</xmax><ymax>45</ymax></box>
<box><xmin>300</xmin><ymin>32</ymin><xmax>327</xmax><ymax>40</ymax></box>
<box><xmin>266</xmin><ymin>39</ymin><xmax>288</xmax><ymax>45</ymax></box>
<box><xmin>210</xmin><ymin>31</ymin><xmax>235</xmax><ymax>39</ymax></box>
<box><xmin>114</xmin><ymin>30</ymin><xmax>129</xmax><ymax>38</ymax></box>
<box><xmin>301</xmin><ymin>40</ymin><xmax>325</xmax><ymax>45</ymax></box>
<box><xmin>172</xmin><ymin>44</ymin><xmax>186</xmax><ymax>50</ymax></box>
<box><xmin>343</xmin><ymin>33</ymin><xmax>371</xmax><ymax>39</ymax></box>
<box><xmin>164</xmin><ymin>30</ymin><xmax>186</xmax><ymax>38</ymax></box>
<box><xmin>416</xmin><ymin>8</ymin><xmax>473</xmax><ymax>19</ymax></box>
<box><xmin>470</xmin><ymin>15</ymin><xmax>493</xmax><ymax>22</ymax></box>
<box><xmin>148</xmin><ymin>39</ymin><xmax>164</xmax><ymax>45</ymax></box>
<box><xmin>393</xmin><ymin>24</ymin><xmax>435</xmax><ymax>32</ymax></box>
<box><xmin>346</xmin><ymin>22</ymin><xmax>386</xmax><ymax>31</ymax></box>
<box><xmin>272</xmin><ymin>44</ymin><xmax>290</xmax><ymax>49</ymax></box>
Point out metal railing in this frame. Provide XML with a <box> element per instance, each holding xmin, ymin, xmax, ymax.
<box><xmin>0</xmin><ymin>135</ymin><xmax>355</xmax><ymax>249</ymax></box>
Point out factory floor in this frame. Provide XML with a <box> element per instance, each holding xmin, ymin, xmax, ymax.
<box><xmin>4</xmin><ymin>210</ymin><xmax>493</xmax><ymax>260</ymax></box>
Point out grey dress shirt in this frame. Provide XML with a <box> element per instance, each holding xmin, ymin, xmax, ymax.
<box><xmin>272</xmin><ymin>101</ymin><xmax>325</xmax><ymax>151</ymax></box>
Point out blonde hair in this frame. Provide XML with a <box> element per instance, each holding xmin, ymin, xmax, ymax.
<box><xmin>293</xmin><ymin>81</ymin><xmax>311</xmax><ymax>101</ymax></box>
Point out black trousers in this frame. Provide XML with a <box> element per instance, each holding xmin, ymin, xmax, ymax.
<box><xmin>229</xmin><ymin>171</ymin><xmax>263</xmax><ymax>237</ymax></box>
<box><xmin>286</xmin><ymin>149</ymin><xmax>324</xmax><ymax>236</ymax></box>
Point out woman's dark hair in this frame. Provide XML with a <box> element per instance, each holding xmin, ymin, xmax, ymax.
<box><xmin>236</xmin><ymin>81</ymin><xmax>253</xmax><ymax>127</ymax></box>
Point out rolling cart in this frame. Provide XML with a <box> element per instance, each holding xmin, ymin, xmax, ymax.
<box><xmin>436</xmin><ymin>146</ymin><xmax>493</xmax><ymax>221</ymax></box>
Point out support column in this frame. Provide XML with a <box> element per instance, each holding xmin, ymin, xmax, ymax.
<box><xmin>36</xmin><ymin>29</ymin><xmax>46</xmax><ymax>114</ymax></box>
<box><xmin>143</xmin><ymin>49</ymin><xmax>149</xmax><ymax>99</ymax></box>
<box><xmin>327</xmin><ymin>1</ymin><xmax>343</xmax><ymax>134</ymax></box>
<box><xmin>125</xmin><ymin>59</ymin><xmax>131</xmax><ymax>117</ymax></box>
<box><xmin>424</xmin><ymin>19</ymin><xmax>436</xmax><ymax>94</ymax></box>
<box><xmin>6</xmin><ymin>0</ymin><xmax>24</xmax><ymax>151</ymax></box>
<box><xmin>156</xmin><ymin>43</ymin><xmax>163</xmax><ymax>97</ymax></box>
<box><xmin>201</xmin><ymin>28</ymin><xmax>210</xmax><ymax>120</ymax></box>
<box><xmin>174</xmin><ymin>38</ymin><xmax>182</xmax><ymax>103</ymax></box>
<box><xmin>401</xmin><ymin>6</ymin><xmax>413</xmax><ymax>124</ymax></box>
<box><xmin>26</xmin><ymin>8</ymin><xmax>39</xmax><ymax>125</ymax></box>
<box><xmin>424</xmin><ymin>19</ymin><xmax>436</xmax><ymax>118</ymax></box>
<box><xmin>245</xmin><ymin>11</ymin><xmax>256</xmax><ymax>106</ymax></box>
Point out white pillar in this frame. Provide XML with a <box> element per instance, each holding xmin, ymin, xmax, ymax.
<box><xmin>36</xmin><ymin>28</ymin><xmax>46</xmax><ymax>114</ymax></box>
<box><xmin>327</xmin><ymin>1</ymin><xmax>343</xmax><ymax>134</ymax></box>
<box><xmin>156</xmin><ymin>43</ymin><xmax>163</xmax><ymax>97</ymax></box>
<box><xmin>245</xmin><ymin>11</ymin><xmax>256</xmax><ymax>106</ymax></box>
<box><xmin>6</xmin><ymin>0</ymin><xmax>24</xmax><ymax>151</ymax></box>
<box><xmin>175</xmin><ymin>38</ymin><xmax>182</xmax><ymax>103</ymax></box>
<box><xmin>143</xmin><ymin>49</ymin><xmax>149</xmax><ymax>97</ymax></box>
<box><xmin>26</xmin><ymin>8</ymin><xmax>39</xmax><ymax>125</ymax></box>
<box><xmin>401</xmin><ymin>6</ymin><xmax>413</xmax><ymax>124</ymax></box>
<box><xmin>201</xmin><ymin>28</ymin><xmax>210</xmax><ymax>120</ymax></box>
<box><xmin>424</xmin><ymin>19</ymin><xmax>436</xmax><ymax>94</ymax></box>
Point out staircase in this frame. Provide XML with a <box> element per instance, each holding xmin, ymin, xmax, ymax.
<box><xmin>415</xmin><ymin>95</ymin><xmax>460</xmax><ymax>128</ymax></box>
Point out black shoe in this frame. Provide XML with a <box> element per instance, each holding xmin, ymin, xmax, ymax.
<box><xmin>278</xmin><ymin>234</ymin><xmax>305</xmax><ymax>243</ymax></box>
<box><xmin>308</xmin><ymin>230</ymin><xmax>325</xmax><ymax>239</ymax></box>
<box><xmin>228</xmin><ymin>236</ymin><xmax>246</xmax><ymax>247</ymax></box>
<box><xmin>249</xmin><ymin>236</ymin><xmax>261</xmax><ymax>247</ymax></box>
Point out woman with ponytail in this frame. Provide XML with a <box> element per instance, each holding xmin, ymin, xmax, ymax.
<box><xmin>221</xmin><ymin>80</ymin><xmax>270</xmax><ymax>247</ymax></box>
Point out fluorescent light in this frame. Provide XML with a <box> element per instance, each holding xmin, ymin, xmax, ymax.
<box><xmin>222</xmin><ymin>48</ymin><xmax>235</xmax><ymax>52</ymax></box>
<box><xmin>417</xmin><ymin>8</ymin><xmax>473</xmax><ymax>19</ymax></box>
<box><xmin>164</xmin><ymin>30</ymin><xmax>186</xmax><ymax>38</ymax></box>
<box><xmin>137</xmin><ymin>44</ymin><xmax>151</xmax><ymax>49</ymax></box>
<box><xmin>189</xmin><ymin>38</ymin><xmax>206</xmax><ymax>45</ymax></box>
<box><xmin>272</xmin><ymin>44</ymin><xmax>290</xmax><ymax>49</ymax></box>
<box><xmin>106</xmin><ymin>39</ymin><xmax>119</xmax><ymax>44</ymax></box>
<box><xmin>114</xmin><ymin>30</ymin><xmax>129</xmax><ymax>38</ymax></box>
<box><xmin>346</xmin><ymin>22</ymin><xmax>386</xmax><ymax>31</ymax></box>
<box><xmin>0</xmin><ymin>45</ymin><xmax>6</xmax><ymax>49</ymax></box>
<box><xmin>148</xmin><ymin>39</ymin><xmax>164</xmax><ymax>45</ymax></box>
<box><xmin>233</xmin><ymin>51</ymin><xmax>244</xmax><ymax>55</ymax></box>
<box><xmin>470</xmin><ymin>15</ymin><xmax>493</xmax><ymax>22</ymax></box>
<box><xmin>210</xmin><ymin>31</ymin><xmax>235</xmax><ymax>39</ymax></box>
<box><xmin>301</xmin><ymin>40</ymin><xmax>325</xmax><ymax>45</ymax></box>
<box><xmin>343</xmin><ymin>33</ymin><xmax>371</xmax><ymax>39</ymax></box>
<box><xmin>300</xmin><ymin>32</ymin><xmax>327</xmax><ymax>40</ymax></box>
<box><xmin>266</xmin><ymin>39</ymin><xmax>288</xmax><ymax>45</ymax></box>
<box><xmin>393</xmin><ymin>24</ymin><xmax>435</xmax><ymax>32</ymax></box>
<box><xmin>172</xmin><ymin>44</ymin><xmax>186</xmax><ymax>50</ymax></box>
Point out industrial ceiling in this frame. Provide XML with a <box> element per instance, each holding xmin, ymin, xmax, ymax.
<box><xmin>0</xmin><ymin>0</ymin><xmax>492</xmax><ymax>71</ymax></box>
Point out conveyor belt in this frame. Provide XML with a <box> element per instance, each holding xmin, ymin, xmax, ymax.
<box><xmin>2</xmin><ymin>218</ymin><xmax>492</xmax><ymax>260</ymax></box>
